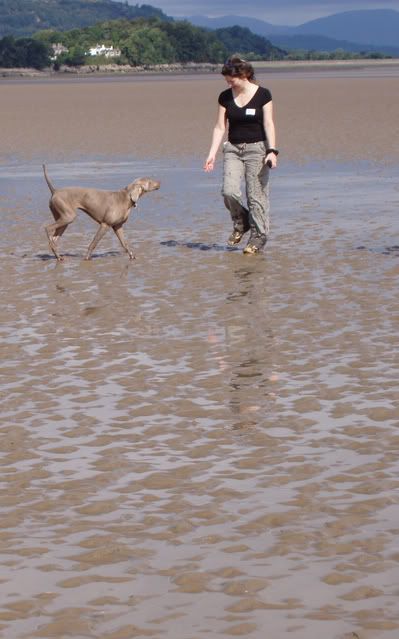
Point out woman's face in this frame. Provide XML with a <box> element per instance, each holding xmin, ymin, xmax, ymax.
<box><xmin>224</xmin><ymin>74</ymin><xmax>247</xmax><ymax>89</ymax></box>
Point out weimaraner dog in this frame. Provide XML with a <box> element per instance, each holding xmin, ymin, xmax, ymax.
<box><xmin>43</xmin><ymin>165</ymin><xmax>160</xmax><ymax>261</ymax></box>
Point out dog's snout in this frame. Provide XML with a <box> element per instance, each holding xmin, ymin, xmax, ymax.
<box><xmin>147</xmin><ymin>179</ymin><xmax>160</xmax><ymax>191</ymax></box>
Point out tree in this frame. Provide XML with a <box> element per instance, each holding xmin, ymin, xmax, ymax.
<box><xmin>0</xmin><ymin>35</ymin><xmax>50</xmax><ymax>68</ymax></box>
<box><xmin>215</xmin><ymin>25</ymin><xmax>284</xmax><ymax>60</ymax></box>
<box><xmin>21</xmin><ymin>38</ymin><xmax>51</xmax><ymax>68</ymax></box>
<box><xmin>159</xmin><ymin>21</ymin><xmax>221</xmax><ymax>62</ymax></box>
<box><xmin>61</xmin><ymin>47</ymin><xmax>87</xmax><ymax>66</ymax></box>
<box><xmin>122</xmin><ymin>26</ymin><xmax>176</xmax><ymax>65</ymax></box>
<box><xmin>0</xmin><ymin>36</ymin><xmax>19</xmax><ymax>67</ymax></box>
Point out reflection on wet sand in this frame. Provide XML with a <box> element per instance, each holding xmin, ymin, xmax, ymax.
<box><xmin>224</xmin><ymin>264</ymin><xmax>276</xmax><ymax>427</ymax></box>
<box><xmin>0</xmin><ymin>159</ymin><xmax>398</xmax><ymax>639</ymax></box>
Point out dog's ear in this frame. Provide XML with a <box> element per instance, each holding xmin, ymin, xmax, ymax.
<box><xmin>128</xmin><ymin>184</ymin><xmax>144</xmax><ymax>207</ymax></box>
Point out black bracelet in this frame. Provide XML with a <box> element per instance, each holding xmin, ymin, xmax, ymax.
<box><xmin>266</xmin><ymin>148</ymin><xmax>279</xmax><ymax>156</ymax></box>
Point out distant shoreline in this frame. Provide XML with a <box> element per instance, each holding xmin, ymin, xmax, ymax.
<box><xmin>1</xmin><ymin>58</ymin><xmax>399</xmax><ymax>79</ymax></box>
<box><xmin>0</xmin><ymin>62</ymin><xmax>219</xmax><ymax>79</ymax></box>
<box><xmin>252</xmin><ymin>58</ymin><xmax>399</xmax><ymax>70</ymax></box>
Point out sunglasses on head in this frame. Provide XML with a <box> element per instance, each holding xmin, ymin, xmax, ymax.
<box><xmin>224</xmin><ymin>57</ymin><xmax>247</xmax><ymax>65</ymax></box>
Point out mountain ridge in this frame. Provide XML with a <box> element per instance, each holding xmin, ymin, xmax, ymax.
<box><xmin>0</xmin><ymin>0</ymin><xmax>170</xmax><ymax>38</ymax></box>
<box><xmin>187</xmin><ymin>9</ymin><xmax>399</xmax><ymax>52</ymax></box>
<box><xmin>295</xmin><ymin>9</ymin><xmax>399</xmax><ymax>46</ymax></box>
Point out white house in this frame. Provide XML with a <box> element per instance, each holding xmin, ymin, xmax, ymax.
<box><xmin>50</xmin><ymin>43</ymin><xmax>69</xmax><ymax>60</ymax></box>
<box><xmin>88</xmin><ymin>44</ymin><xmax>121</xmax><ymax>58</ymax></box>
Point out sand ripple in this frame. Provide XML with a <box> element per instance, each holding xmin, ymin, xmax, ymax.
<box><xmin>0</xmin><ymin>161</ymin><xmax>398</xmax><ymax>638</ymax></box>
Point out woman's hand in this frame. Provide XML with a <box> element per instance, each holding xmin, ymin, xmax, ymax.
<box><xmin>204</xmin><ymin>155</ymin><xmax>215</xmax><ymax>172</ymax></box>
<box><xmin>265</xmin><ymin>152</ymin><xmax>277</xmax><ymax>169</ymax></box>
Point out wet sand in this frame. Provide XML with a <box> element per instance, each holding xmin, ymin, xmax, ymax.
<box><xmin>0</xmin><ymin>66</ymin><xmax>399</xmax><ymax>162</ymax></box>
<box><xmin>0</xmin><ymin>69</ymin><xmax>399</xmax><ymax>639</ymax></box>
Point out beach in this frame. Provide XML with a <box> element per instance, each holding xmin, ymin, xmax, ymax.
<box><xmin>0</xmin><ymin>65</ymin><xmax>398</xmax><ymax>639</ymax></box>
<box><xmin>1</xmin><ymin>61</ymin><xmax>399</xmax><ymax>162</ymax></box>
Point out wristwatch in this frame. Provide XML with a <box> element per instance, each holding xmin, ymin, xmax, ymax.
<box><xmin>266</xmin><ymin>148</ymin><xmax>279</xmax><ymax>155</ymax></box>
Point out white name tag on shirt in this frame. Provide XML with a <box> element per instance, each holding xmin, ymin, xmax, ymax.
<box><xmin>246</xmin><ymin>108</ymin><xmax>256</xmax><ymax>116</ymax></box>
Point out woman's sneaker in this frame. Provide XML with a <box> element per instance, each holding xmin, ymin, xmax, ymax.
<box><xmin>243</xmin><ymin>232</ymin><xmax>267</xmax><ymax>254</ymax></box>
<box><xmin>227</xmin><ymin>229</ymin><xmax>245</xmax><ymax>246</ymax></box>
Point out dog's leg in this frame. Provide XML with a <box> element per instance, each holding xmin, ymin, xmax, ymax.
<box><xmin>85</xmin><ymin>223</ymin><xmax>109</xmax><ymax>261</ymax></box>
<box><xmin>53</xmin><ymin>224</ymin><xmax>68</xmax><ymax>243</ymax></box>
<box><xmin>45</xmin><ymin>201</ymin><xmax>76</xmax><ymax>261</ymax></box>
<box><xmin>45</xmin><ymin>219</ymin><xmax>72</xmax><ymax>261</ymax></box>
<box><xmin>113</xmin><ymin>224</ymin><xmax>135</xmax><ymax>260</ymax></box>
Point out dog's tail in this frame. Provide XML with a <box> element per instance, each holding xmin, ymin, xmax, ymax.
<box><xmin>43</xmin><ymin>164</ymin><xmax>56</xmax><ymax>195</ymax></box>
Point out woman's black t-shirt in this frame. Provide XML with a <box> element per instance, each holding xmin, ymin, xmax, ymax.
<box><xmin>218</xmin><ymin>86</ymin><xmax>272</xmax><ymax>144</ymax></box>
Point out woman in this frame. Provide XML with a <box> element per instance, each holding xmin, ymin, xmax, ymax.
<box><xmin>204</xmin><ymin>56</ymin><xmax>278</xmax><ymax>254</ymax></box>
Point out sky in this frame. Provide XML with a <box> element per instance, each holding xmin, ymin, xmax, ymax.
<box><xmin>135</xmin><ymin>1</ymin><xmax>399</xmax><ymax>26</ymax></box>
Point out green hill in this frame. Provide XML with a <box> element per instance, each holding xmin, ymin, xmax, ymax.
<box><xmin>0</xmin><ymin>2</ymin><xmax>286</xmax><ymax>70</ymax></box>
<box><xmin>0</xmin><ymin>0</ymin><xmax>169</xmax><ymax>38</ymax></box>
<box><xmin>215</xmin><ymin>26</ymin><xmax>285</xmax><ymax>60</ymax></box>
<box><xmin>32</xmin><ymin>18</ymin><xmax>285</xmax><ymax>66</ymax></box>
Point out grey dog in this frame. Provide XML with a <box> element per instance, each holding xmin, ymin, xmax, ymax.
<box><xmin>43</xmin><ymin>165</ymin><xmax>160</xmax><ymax>261</ymax></box>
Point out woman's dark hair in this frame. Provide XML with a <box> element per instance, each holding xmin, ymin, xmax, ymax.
<box><xmin>221</xmin><ymin>56</ymin><xmax>255</xmax><ymax>81</ymax></box>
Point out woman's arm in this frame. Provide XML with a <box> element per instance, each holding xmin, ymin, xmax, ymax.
<box><xmin>204</xmin><ymin>105</ymin><xmax>227</xmax><ymax>172</ymax></box>
<box><xmin>263</xmin><ymin>101</ymin><xmax>278</xmax><ymax>169</ymax></box>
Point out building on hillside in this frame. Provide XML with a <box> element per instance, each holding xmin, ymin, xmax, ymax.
<box><xmin>88</xmin><ymin>44</ymin><xmax>121</xmax><ymax>58</ymax></box>
<box><xmin>50</xmin><ymin>43</ymin><xmax>69</xmax><ymax>60</ymax></box>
